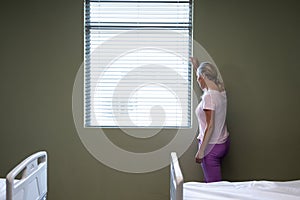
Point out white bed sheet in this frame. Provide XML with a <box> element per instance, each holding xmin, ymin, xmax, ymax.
<box><xmin>183</xmin><ymin>180</ymin><xmax>300</xmax><ymax>200</ymax></box>
<box><xmin>0</xmin><ymin>178</ymin><xmax>6</xmax><ymax>200</ymax></box>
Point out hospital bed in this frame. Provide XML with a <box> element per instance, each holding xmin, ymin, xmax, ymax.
<box><xmin>0</xmin><ymin>151</ymin><xmax>47</xmax><ymax>200</ymax></box>
<box><xmin>170</xmin><ymin>152</ymin><xmax>300</xmax><ymax>200</ymax></box>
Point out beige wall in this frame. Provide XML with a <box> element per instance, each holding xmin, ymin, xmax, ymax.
<box><xmin>0</xmin><ymin>0</ymin><xmax>299</xmax><ymax>199</ymax></box>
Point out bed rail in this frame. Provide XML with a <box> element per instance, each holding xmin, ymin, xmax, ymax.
<box><xmin>170</xmin><ymin>152</ymin><xmax>183</xmax><ymax>200</ymax></box>
<box><xmin>6</xmin><ymin>151</ymin><xmax>47</xmax><ymax>200</ymax></box>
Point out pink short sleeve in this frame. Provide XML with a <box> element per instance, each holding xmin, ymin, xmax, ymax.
<box><xmin>202</xmin><ymin>93</ymin><xmax>216</xmax><ymax>110</ymax></box>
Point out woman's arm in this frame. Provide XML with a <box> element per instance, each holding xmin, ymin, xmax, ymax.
<box><xmin>195</xmin><ymin>109</ymin><xmax>215</xmax><ymax>163</ymax></box>
<box><xmin>190</xmin><ymin>57</ymin><xmax>199</xmax><ymax>73</ymax></box>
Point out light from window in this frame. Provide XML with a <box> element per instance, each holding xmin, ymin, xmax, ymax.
<box><xmin>84</xmin><ymin>0</ymin><xmax>193</xmax><ymax>128</ymax></box>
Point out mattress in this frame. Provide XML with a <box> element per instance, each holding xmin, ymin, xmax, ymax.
<box><xmin>0</xmin><ymin>178</ymin><xmax>5</xmax><ymax>200</ymax></box>
<box><xmin>183</xmin><ymin>180</ymin><xmax>300</xmax><ymax>200</ymax></box>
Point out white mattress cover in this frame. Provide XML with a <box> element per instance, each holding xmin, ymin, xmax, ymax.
<box><xmin>183</xmin><ymin>180</ymin><xmax>300</xmax><ymax>200</ymax></box>
<box><xmin>0</xmin><ymin>178</ymin><xmax>5</xmax><ymax>200</ymax></box>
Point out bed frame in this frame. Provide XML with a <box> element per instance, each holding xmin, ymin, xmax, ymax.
<box><xmin>6</xmin><ymin>151</ymin><xmax>47</xmax><ymax>200</ymax></box>
<box><xmin>170</xmin><ymin>152</ymin><xmax>183</xmax><ymax>200</ymax></box>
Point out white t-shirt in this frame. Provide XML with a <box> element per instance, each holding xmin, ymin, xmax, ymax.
<box><xmin>196</xmin><ymin>89</ymin><xmax>229</xmax><ymax>144</ymax></box>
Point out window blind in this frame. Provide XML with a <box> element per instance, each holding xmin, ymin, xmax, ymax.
<box><xmin>84</xmin><ymin>0</ymin><xmax>193</xmax><ymax>128</ymax></box>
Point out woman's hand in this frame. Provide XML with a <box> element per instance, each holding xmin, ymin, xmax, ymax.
<box><xmin>195</xmin><ymin>149</ymin><xmax>204</xmax><ymax>164</ymax></box>
<box><xmin>190</xmin><ymin>57</ymin><xmax>199</xmax><ymax>72</ymax></box>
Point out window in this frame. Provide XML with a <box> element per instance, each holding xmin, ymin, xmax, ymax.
<box><xmin>84</xmin><ymin>0</ymin><xmax>193</xmax><ymax>128</ymax></box>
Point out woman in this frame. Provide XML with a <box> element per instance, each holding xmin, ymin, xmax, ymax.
<box><xmin>190</xmin><ymin>57</ymin><xmax>230</xmax><ymax>183</ymax></box>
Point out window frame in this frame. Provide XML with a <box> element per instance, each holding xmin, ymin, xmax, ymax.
<box><xmin>84</xmin><ymin>0</ymin><xmax>194</xmax><ymax>128</ymax></box>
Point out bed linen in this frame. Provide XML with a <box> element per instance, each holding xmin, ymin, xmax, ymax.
<box><xmin>183</xmin><ymin>180</ymin><xmax>300</xmax><ymax>200</ymax></box>
<box><xmin>0</xmin><ymin>178</ymin><xmax>6</xmax><ymax>200</ymax></box>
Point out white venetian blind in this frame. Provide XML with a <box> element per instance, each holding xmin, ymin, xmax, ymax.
<box><xmin>84</xmin><ymin>0</ymin><xmax>193</xmax><ymax>128</ymax></box>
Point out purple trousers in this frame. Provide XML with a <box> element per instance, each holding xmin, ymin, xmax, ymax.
<box><xmin>199</xmin><ymin>138</ymin><xmax>230</xmax><ymax>183</ymax></box>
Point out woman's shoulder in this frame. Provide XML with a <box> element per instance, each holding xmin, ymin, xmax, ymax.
<box><xmin>206</xmin><ymin>89</ymin><xmax>226</xmax><ymax>94</ymax></box>
<box><xmin>204</xmin><ymin>90</ymin><xmax>227</xmax><ymax>101</ymax></box>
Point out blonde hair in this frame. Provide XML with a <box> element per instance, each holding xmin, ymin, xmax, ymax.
<box><xmin>197</xmin><ymin>62</ymin><xmax>224</xmax><ymax>90</ymax></box>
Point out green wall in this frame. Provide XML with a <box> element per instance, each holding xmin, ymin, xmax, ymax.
<box><xmin>0</xmin><ymin>0</ymin><xmax>299</xmax><ymax>199</ymax></box>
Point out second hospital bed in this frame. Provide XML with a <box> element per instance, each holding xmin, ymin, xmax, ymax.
<box><xmin>170</xmin><ymin>152</ymin><xmax>300</xmax><ymax>200</ymax></box>
<box><xmin>0</xmin><ymin>151</ymin><xmax>47</xmax><ymax>200</ymax></box>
